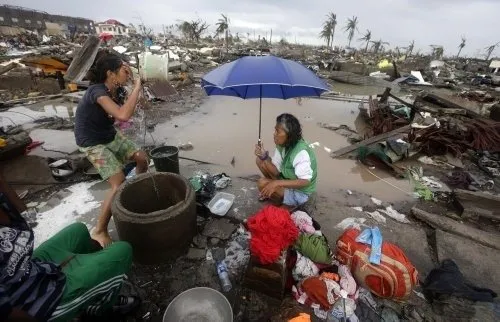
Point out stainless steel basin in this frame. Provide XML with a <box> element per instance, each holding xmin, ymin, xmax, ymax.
<box><xmin>163</xmin><ymin>287</ymin><xmax>233</xmax><ymax>322</ymax></box>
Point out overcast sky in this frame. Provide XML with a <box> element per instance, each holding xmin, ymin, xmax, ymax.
<box><xmin>5</xmin><ymin>0</ymin><xmax>500</xmax><ymax>58</ymax></box>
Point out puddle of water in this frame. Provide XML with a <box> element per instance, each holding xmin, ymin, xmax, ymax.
<box><xmin>0</xmin><ymin>100</ymin><xmax>76</xmax><ymax>130</ymax></box>
<box><xmin>149</xmin><ymin>96</ymin><xmax>412</xmax><ymax>202</ymax></box>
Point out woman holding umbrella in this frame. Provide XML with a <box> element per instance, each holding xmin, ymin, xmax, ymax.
<box><xmin>255</xmin><ymin>113</ymin><xmax>318</xmax><ymax>208</ymax></box>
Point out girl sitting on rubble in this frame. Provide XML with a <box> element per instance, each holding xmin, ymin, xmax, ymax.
<box><xmin>255</xmin><ymin>113</ymin><xmax>318</xmax><ymax>208</ymax></box>
<box><xmin>74</xmin><ymin>54</ymin><xmax>148</xmax><ymax>247</ymax></box>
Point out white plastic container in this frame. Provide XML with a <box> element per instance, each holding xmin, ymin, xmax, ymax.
<box><xmin>138</xmin><ymin>52</ymin><xmax>169</xmax><ymax>82</ymax></box>
<box><xmin>207</xmin><ymin>192</ymin><xmax>235</xmax><ymax>216</ymax></box>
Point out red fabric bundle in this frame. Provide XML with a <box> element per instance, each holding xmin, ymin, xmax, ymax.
<box><xmin>247</xmin><ymin>205</ymin><xmax>299</xmax><ymax>264</ymax></box>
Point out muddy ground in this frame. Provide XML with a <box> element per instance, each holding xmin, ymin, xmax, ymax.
<box><xmin>2</xmin><ymin>81</ymin><xmax>499</xmax><ymax>321</ymax></box>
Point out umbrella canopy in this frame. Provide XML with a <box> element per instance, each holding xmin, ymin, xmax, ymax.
<box><xmin>201</xmin><ymin>56</ymin><xmax>330</xmax><ymax>141</ymax></box>
<box><xmin>202</xmin><ymin>56</ymin><xmax>329</xmax><ymax>99</ymax></box>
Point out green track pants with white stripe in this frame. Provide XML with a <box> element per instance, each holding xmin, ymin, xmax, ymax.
<box><xmin>33</xmin><ymin>223</ymin><xmax>133</xmax><ymax>321</ymax></box>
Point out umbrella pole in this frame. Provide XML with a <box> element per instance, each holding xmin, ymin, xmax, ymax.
<box><xmin>258</xmin><ymin>85</ymin><xmax>262</xmax><ymax>146</ymax></box>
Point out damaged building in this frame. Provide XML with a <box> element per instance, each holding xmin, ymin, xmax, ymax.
<box><xmin>0</xmin><ymin>5</ymin><xmax>95</xmax><ymax>37</ymax></box>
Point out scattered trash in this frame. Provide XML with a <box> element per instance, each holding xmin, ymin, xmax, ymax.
<box><xmin>336</xmin><ymin>217</ymin><xmax>367</xmax><ymax>230</ymax></box>
<box><xmin>207</xmin><ymin>192</ymin><xmax>235</xmax><ymax>216</ymax></box>
<box><xmin>370</xmin><ymin>197</ymin><xmax>382</xmax><ymax>206</ymax></box>
<box><xmin>378</xmin><ymin>206</ymin><xmax>410</xmax><ymax>224</ymax></box>
<box><xmin>365</xmin><ymin>210</ymin><xmax>387</xmax><ymax>223</ymax></box>
<box><xmin>178</xmin><ymin>142</ymin><xmax>194</xmax><ymax>151</ymax></box>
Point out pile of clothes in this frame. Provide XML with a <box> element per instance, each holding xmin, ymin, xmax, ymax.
<box><xmin>246</xmin><ymin>205</ymin><xmax>359</xmax><ymax>320</ymax></box>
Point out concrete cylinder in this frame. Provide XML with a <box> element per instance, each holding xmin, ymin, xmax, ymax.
<box><xmin>112</xmin><ymin>172</ymin><xmax>196</xmax><ymax>265</ymax></box>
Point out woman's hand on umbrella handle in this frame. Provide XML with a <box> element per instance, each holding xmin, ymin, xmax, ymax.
<box><xmin>254</xmin><ymin>144</ymin><xmax>266</xmax><ymax>158</ymax></box>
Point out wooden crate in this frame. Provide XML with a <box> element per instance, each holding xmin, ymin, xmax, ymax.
<box><xmin>242</xmin><ymin>249</ymin><xmax>289</xmax><ymax>299</ymax></box>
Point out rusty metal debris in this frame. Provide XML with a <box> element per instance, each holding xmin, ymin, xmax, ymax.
<box><xmin>367</xmin><ymin>96</ymin><xmax>409</xmax><ymax>137</ymax></box>
<box><xmin>415</xmin><ymin>118</ymin><xmax>500</xmax><ymax>157</ymax></box>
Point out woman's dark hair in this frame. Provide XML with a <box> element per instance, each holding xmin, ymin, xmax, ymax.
<box><xmin>276</xmin><ymin>113</ymin><xmax>302</xmax><ymax>148</ymax></box>
<box><xmin>86</xmin><ymin>54</ymin><xmax>123</xmax><ymax>84</ymax></box>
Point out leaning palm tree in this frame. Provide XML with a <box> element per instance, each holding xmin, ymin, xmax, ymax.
<box><xmin>343</xmin><ymin>16</ymin><xmax>359</xmax><ymax>47</ymax></box>
<box><xmin>358</xmin><ymin>29</ymin><xmax>371</xmax><ymax>52</ymax></box>
<box><xmin>485</xmin><ymin>42</ymin><xmax>499</xmax><ymax>60</ymax></box>
<box><xmin>216</xmin><ymin>14</ymin><xmax>229</xmax><ymax>53</ymax></box>
<box><xmin>327</xmin><ymin>12</ymin><xmax>337</xmax><ymax>50</ymax></box>
<box><xmin>320</xmin><ymin>20</ymin><xmax>332</xmax><ymax>48</ymax></box>
<box><xmin>457</xmin><ymin>37</ymin><xmax>466</xmax><ymax>58</ymax></box>
<box><xmin>370</xmin><ymin>39</ymin><xmax>389</xmax><ymax>54</ymax></box>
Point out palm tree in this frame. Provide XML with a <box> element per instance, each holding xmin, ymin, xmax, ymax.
<box><xmin>177</xmin><ymin>21</ymin><xmax>192</xmax><ymax>40</ymax></box>
<box><xmin>216</xmin><ymin>14</ymin><xmax>229</xmax><ymax>53</ymax></box>
<box><xmin>430</xmin><ymin>45</ymin><xmax>444</xmax><ymax>59</ymax></box>
<box><xmin>485</xmin><ymin>42</ymin><xmax>499</xmax><ymax>60</ymax></box>
<box><xmin>457</xmin><ymin>37</ymin><xmax>466</xmax><ymax>58</ymax></box>
<box><xmin>407</xmin><ymin>40</ymin><xmax>415</xmax><ymax>57</ymax></box>
<box><xmin>343</xmin><ymin>16</ymin><xmax>359</xmax><ymax>47</ymax></box>
<box><xmin>358</xmin><ymin>29</ymin><xmax>371</xmax><ymax>52</ymax></box>
<box><xmin>320</xmin><ymin>20</ymin><xmax>332</xmax><ymax>48</ymax></box>
<box><xmin>327</xmin><ymin>13</ymin><xmax>337</xmax><ymax>50</ymax></box>
<box><xmin>370</xmin><ymin>39</ymin><xmax>389</xmax><ymax>54</ymax></box>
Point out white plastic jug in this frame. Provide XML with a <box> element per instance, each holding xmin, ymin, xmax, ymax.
<box><xmin>138</xmin><ymin>52</ymin><xmax>169</xmax><ymax>82</ymax></box>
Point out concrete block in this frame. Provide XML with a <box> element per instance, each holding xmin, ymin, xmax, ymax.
<box><xmin>202</xmin><ymin>218</ymin><xmax>237</xmax><ymax>240</ymax></box>
<box><xmin>435</xmin><ymin>230</ymin><xmax>500</xmax><ymax>293</ymax></box>
<box><xmin>29</xmin><ymin>129</ymin><xmax>78</xmax><ymax>154</ymax></box>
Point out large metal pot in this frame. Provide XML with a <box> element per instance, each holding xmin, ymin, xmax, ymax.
<box><xmin>163</xmin><ymin>287</ymin><xmax>233</xmax><ymax>322</ymax></box>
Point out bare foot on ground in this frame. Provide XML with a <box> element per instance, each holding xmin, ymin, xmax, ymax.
<box><xmin>91</xmin><ymin>230</ymin><xmax>113</xmax><ymax>248</ymax></box>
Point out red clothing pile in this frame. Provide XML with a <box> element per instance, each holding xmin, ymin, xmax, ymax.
<box><xmin>247</xmin><ymin>205</ymin><xmax>299</xmax><ymax>264</ymax></box>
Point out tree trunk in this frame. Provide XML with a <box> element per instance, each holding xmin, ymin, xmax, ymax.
<box><xmin>457</xmin><ymin>48</ymin><xmax>462</xmax><ymax>58</ymax></box>
<box><xmin>365</xmin><ymin>41</ymin><xmax>369</xmax><ymax>52</ymax></box>
<box><xmin>330</xmin><ymin>25</ymin><xmax>336</xmax><ymax>51</ymax></box>
<box><xmin>225</xmin><ymin>29</ymin><xmax>228</xmax><ymax>53</ymax></box>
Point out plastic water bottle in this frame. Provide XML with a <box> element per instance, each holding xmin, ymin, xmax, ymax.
<box><xmin>125</xmin><ymin>167</ymin><xmax>136</xmax><ymax>180</ymax></box>
<box><xmin>216</xmin><ymin>261</ymin><xmax>232</xmax><ymax>292</ymax></box>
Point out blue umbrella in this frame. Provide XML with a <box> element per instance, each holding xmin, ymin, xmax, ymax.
<box><xmin>201</xmin><ymin>56</ymin><xmax>330</xmax><ymax>143</ymax></box>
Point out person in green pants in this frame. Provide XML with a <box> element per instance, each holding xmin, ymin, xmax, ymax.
<box><xmin>0</xmin><ymin>174</ymin><xmax>139</xmax><ymax>321</ymax></box>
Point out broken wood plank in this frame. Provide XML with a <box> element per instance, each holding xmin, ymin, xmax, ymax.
<box><xmin>417</xmin><ymin>105</ymin><xmax>467</xmax><ymax>115</ymax></box>
<box><xmin>0</xmin><ymin>63</ymin><xmax>19</xmax><ymax>76</ymax></box>
<box><xmin>330</xmin><ymin>124</ymin><xmax>411</xmax><ymax>158</ymax></box>
<box><xmin>0</xmin><ymin>94</ymin><xmax>63</xmax><ymax>108</ymax></box>
<box><xmin>379</xmin><ymin>87</ymin><xmax>391</xmax><ymax>104</ymax></box>
<box><xmin>411</xmin><ymin>206</ymin><xmax>500</xmax><ymax>250</ymax></box>
<box><xmin>65</xmin><ymin>35</ymin><xmax>101</xmax><ymax>82</ymax></box>
<box><xmin>420</xmin><ymin>92</ymin><xmax>481</xmax><ymax>118</ymax></box>
<box><xmin>454</xmin><ymin>189</ymin><xmax>500</xmax><ymax>220</ymax></box>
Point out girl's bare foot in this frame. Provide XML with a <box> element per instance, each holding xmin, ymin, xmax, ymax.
<box><xmin>91</xmin><ymin>230</ymin><xmax>113</xmax><ymax>248</ymax></box>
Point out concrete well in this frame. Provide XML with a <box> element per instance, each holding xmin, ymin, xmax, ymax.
<box><xmin>112</xmin><ymin>172</ymin><xmax>196</xmax><ymax>264</ymax></box>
